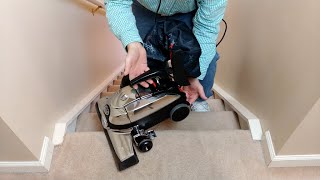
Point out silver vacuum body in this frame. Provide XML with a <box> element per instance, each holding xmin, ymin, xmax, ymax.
<box><xmin>96</xmin><ymin>70</ymin><xmax>190</xmax><ymax>170</ymax></box>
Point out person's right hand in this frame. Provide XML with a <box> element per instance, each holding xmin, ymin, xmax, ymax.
<box><xmin>125</xmin><ymin>42</ymin><xmax>152</xmax><ymax>89</ymax></box>
<box><xmin>182</xmin><ymin>77</ymin><xmax>208</xmax><ymax>104</ymax></box>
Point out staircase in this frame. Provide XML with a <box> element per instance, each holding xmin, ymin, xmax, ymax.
<box><xmin>2</xmin><ymin>73</ymin><xmax>320</xmax><ymax>180</ymax></box>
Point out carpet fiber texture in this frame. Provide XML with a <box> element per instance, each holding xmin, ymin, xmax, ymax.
<box><xmin>1</xmin><ymin>131</ymin><xmax>320</xmax><ymax>180</ymax></box>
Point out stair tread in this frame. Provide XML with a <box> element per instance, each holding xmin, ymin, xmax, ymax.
<box><xmin>117</xmin><ymin>75</ymin><xmax>124</xmax><ymax>80</ymax></box>
<box><xmin>101</xmin><ymin>91</ymin><xmax>114</xmax><ymax>97</ymax></box>
<box><xmin>113</xmin><ymin>79</ymin><xmax>121</xmax><ymax>85</ymax></box>
<box><xmin>54</xmin><ymin>130</ymin><xmax>262</xmax><ymax>179</ymax></box>
<box><xmin>207</xmin><ymin>98</ymin><xmax>225</xmax><ymax>112</ymax></box>
<box><xmin>76</xmin><ymin>113</ymin><xmax>103</xmax><ymax>132</ymax></box>
<box><xmin>154</xmin><ymin>111</ymin><xmax>239</xmax><ymax>130</ymax></box>
<box><xmin>7</xmin><ymin>130</ymin><xmax>318</xmax><ymax>179</ymax></box>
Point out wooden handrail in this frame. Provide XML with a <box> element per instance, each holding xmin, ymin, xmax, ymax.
<box><xmin>86</xmin><ymin>0</ymin><xmax>105</xmax><ymax>15</ymax></box>
<box><xmin>86</xmin><ymin>0</ymin><xmax>105</xmax><ymax>8</ymax></box>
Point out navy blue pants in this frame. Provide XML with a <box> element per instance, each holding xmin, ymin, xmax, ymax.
<box><xmin>132</xmin><ymin>1</ymin><xmax>219</xmax><ymax>100</ymax></box>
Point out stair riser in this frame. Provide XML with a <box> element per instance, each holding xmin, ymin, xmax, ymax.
<box><xmin>107</xmin><ymin>85</ymin><xmax>120</xmax><ymax>92</ymax></box>
<box><xmin>117</xmin><ymin>75</ymin><xmax>124</xmax><ymax>80</ymax></box>
<box><xmin>76</xmin><ymin>111</ymin><xmax>240</xmax><ymax>132</ymax></box>
<box><xmin>101</xmin><ymin>92</ymin><xmax>114</xmax><ymax>97</ymax></box>
<box><xmin>113</xmin><ymin>79</ymin><xmax>121</xmax><ymax>85</ymax></box>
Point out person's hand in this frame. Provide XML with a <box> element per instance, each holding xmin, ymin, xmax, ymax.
<box><xmin>125</xmin><ymin>42</ymin><xmax>152</xmax><ymax>89</ymax></box>
<box><xmin>182</xmin><ymin>78</ymin><xmax>207</xmax><ymax>104</ymax></box>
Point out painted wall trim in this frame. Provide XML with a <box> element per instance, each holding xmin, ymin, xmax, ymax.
<box><xmin>212</xmin><ymin>84</ymin><xmax>263</xmax><ymax>140</ymax></box>
<box><xmin>0</xmin><ymin>136</ymin><xmax>54</xmax><ymax>173</ymax></box>
<box><xmin>264</xmin><ymin>131</ymin><xmax>320</xmax><ymax>167</ymax></box>
<box><xmin>52</xmin><ymin>63</ymin><xmax>125</xmax><ymax>145</ymax></box>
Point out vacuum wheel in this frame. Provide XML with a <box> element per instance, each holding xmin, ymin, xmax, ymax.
<box><xmin>138</xmin><ymin>138</ymin><xmax>153</xmax><ymax>152</ymax></box>
<box><xmin>170</xmin><ymin>103</ymin><xmax>190</xmax><ymax>121</ymax></box>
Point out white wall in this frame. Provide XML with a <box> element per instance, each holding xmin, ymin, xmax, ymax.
<box><xmin>0</xmin><ymin>0</ymin><xmax>125</xmax><ymax>160</ymax></box>
<box><xmin>216</xmin><ymin>0</ymin><xmax>320</xmax><ymax>154</ymax></box>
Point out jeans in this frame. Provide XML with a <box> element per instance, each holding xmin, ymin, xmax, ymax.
<box><xmin>132</xmin><ymin>1</ymin><xmax>219</xmax><ymax>100</ymax></box>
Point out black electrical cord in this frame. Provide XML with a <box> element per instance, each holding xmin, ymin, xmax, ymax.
<box><xmin>216</xmin><ymin>19</ymin><xmax>227</xmax><ymax>47</ymax></box>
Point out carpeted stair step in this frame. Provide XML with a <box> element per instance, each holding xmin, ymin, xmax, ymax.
<box><xmin>76</xmin><ymin>113</ymin><xmax>103</xmax><ymax>132</ymax></box>
<box><xmin>207</xmin><ymin>98</ymin><xmax>225</xmax><ymax>111</ymax></box>
<box><xmin>113</xmin><ymin>79</ymin><xmax>122</xmax><ymax>85</ymax></box>
<box><xmin>107</xmin><ymin>85</ymin><xmax>120</xmax><ymax>92</ymax></box>
<box><xmin>101</xmin><ymin>91</ymin><xmax>114</xmax><ymax>97</ymax></box>
<box><xmin>76</xmin><ymin>110</ymin><xmax>239</xmax><ymax>132</ymax></box>
<box><xmin>153</xmin><ymin>111</ymin><xmax>239</xmax><ymax>130</ymax></box>
<box><xmin>48</xmin><ymin>130</ymin><xmax>266</xmax><ymax>180</ymax></box>
<box><xmin>117</xmin><ymin>74</ymin><xmax>124</xmax><ymax>80</ymax></box>
<box><xmin>4</xmin><ymin>131</ymin><xmax>319</xmax><ymax>179</ymax></box>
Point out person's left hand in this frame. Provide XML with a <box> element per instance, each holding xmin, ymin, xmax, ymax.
<box><xmin>182</xmin><ymin>78</ymin><xmax>207</xmax><ymax>104</ymax></box>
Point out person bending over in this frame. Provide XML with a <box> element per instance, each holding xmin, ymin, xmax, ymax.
<box><xmin>104</xmin><ymin>0</ymin><xmax>227</xmax><ymax>112</ymax></box>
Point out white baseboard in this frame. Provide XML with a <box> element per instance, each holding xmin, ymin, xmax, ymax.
<box><xmin>212</xmin><ymin>84</ymin><xmax>263</xmax><ymax>140</ymax></box>
<box><xmin>263</xmin><ymin>131</ymin><xmax>320</xmax><ymax>167</ymax></box>
<box><xmin>0</xmin><ymin>137</ymin><xmax>54</xmax><ymax>173</ymax></box>
<box><xmin>52</xmin><ymin>64</ymin><xmax>124</xmax><ymax>145</ymax></box>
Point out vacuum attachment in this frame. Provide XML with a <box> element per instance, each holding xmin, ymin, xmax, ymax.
<box><xmin>96</xmin><ymin>70</ymin><xmax>190</xmax><ymax>171</ymax></box>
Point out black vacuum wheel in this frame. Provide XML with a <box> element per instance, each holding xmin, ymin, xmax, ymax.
<box><xmin>170</xmin><ymin>103</ymin><xmax>190</xmax><ymax>121</ymax></box>
<box><xmin>138</xmin><ymin>138</ymin><xmax>153</xmax><ymax>152</ymax></box>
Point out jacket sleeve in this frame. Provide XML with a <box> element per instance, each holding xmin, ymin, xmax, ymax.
<box><xmin>193</xmin><ymin>0</ymin><xmax>227</xmax><ymax>80</ymax></box>
<box><xmin>105</xmin><ymin>0</ymin><xmax>143</xmax><ymax>48</ymax></box>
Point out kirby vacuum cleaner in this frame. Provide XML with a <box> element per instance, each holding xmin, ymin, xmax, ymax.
<box><xmin>96</xmin><ymin>70</ymin><xmax>190</xmax><ymax>170</ymax></box>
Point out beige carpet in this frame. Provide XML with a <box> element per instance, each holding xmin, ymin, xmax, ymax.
<box><xmin>153</xmin><ymin>111</ymin><xmax>240</xmax><ymax>130</ymax></box>
<box><xmin>1</xmin><ymin>131</ymin><xmax>320</xmax><ymax>180</ymax></box>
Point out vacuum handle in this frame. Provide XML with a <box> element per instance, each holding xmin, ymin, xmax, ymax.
<box><xmin>130</xmin><ymin>70</ymin><xmax>167</xmax><ymax>86</ymax></box>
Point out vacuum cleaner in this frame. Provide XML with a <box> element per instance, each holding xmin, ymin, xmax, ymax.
<box><xmin>96</xmin><ymin>70</ymin><xmax>190</xmax><ymax>171</ymax></box>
